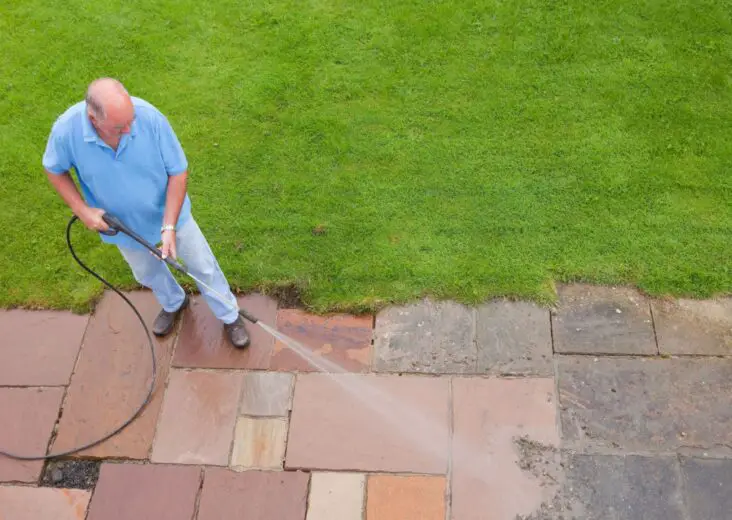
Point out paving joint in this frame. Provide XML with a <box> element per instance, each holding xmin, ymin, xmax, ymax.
<box><xmin>444</xmin><ymin>378</ymin><xmax>454</xmax><ymax>520</ymax></box>
<box><xmin>190</xmin><ymin>467</ymin><xmax>205</xmax><ymax>520</ymax></box>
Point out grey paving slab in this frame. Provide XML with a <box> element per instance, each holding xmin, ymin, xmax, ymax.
<box><xmin>552</xmin><ymin>284</ymin><xmax>656</xmax><ymax>355</ymax></box>
<box><xmin>373</xmin><ymin>299</ymin><xmax>475</xmax><ymax>374</ymax></box>
<box><xmin>681</xmin><ymin>457</ymin><xmax>732</xmax><ymax>520</ymax></box>
<box><xmin>538</xmin><ymin>453</ymin><xmax>684</xmax><ymax>520</ymax></box>
<box><xmin>557</xmin><ymin>356</ymin><xmax>732</xmax><ymax>451</ymax></box>
<box><xmin>475</xmin><ymin>300</ymin><xmax>553</xmax><ymax>376</ymax></box>
<box><xmin>652</xmin><ymin>298</ymin><xmax>732</xmax><ymax>356</ymax></box>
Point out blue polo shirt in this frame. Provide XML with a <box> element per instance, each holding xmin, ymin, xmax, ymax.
<box><xmin>42</xmin><ymin>97</ymin><xmax>192</xmax><ymax>250</ymax></box>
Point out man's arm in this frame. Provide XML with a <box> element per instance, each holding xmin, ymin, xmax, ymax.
<box><xmin>156</xmin><ymin>109</ymin><xmax>189</xmax><ymax>259</ymax></box>
<box><xmin>45</xmin><ymin>170</ymin><xmax>108</xmax><ymax>231</ymax></box>
<box><xmin>162</xmin><ymin>170</ymin><xmax>188</xmax><ymax>229</ymax></box>
<box><xmin>159</xmin><ymin>170</ymin><xmax>188</xmax><ymax>259</ymax></box>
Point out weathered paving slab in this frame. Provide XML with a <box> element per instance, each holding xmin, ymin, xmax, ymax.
<box><xmin>0</xmin><ymin>387</ymin><xmax>64</xmax><ymax>482</ymax></box>
<box><xmin>239</xmin><ymin>371</ymin><xmax>294</xmax><ymax>416</ymax></box>
<box><xmin>52</xmin><ymin>291</ymin><xmax>175</xmax><ymax>459</ymax></box>
<box><xmin>558</xmin><ymin>356</ymin><xmax>732</xmax><ymax>450</ymax></box>
<box><xmin>552</xmin><ymin>284</ymin><xmax>656</xmax><ymax>355</ymax></box>
<box><xmin>287</xmin><ymin>373</ymin><xmax>449</xmax><ymax>473</ymax></box>
<box><xmin>475</xmin><ymin>300</ymin><xmax>553</xmax><ymax>376</ymax></box>
<box><xmin>652</xmin><ymin>298</ymin><xmax>732</xmax><ymax>356</ymax></box>
<box><xmin>366</xmin><ymin>475</ymin><xmax>446</xmax><ymax>520</ymax></box>
<box><xmin>86</xmin><ymin>463</ymin><xmax>201</xmax><ymax>520</ymax></box>
<box><xmin>373</xmin><ymin>299</ymin><xmax>475</xmax><ymax>373</ymax></box>
<box><xmin>270</xmin><ymin>310</ymin><xmax>372</xmax><ymax>373</ymax></box>
<box><xmin>151</xmin><ymin>369</ymin><xmax>242</xmax><ymax>465</ymax></box>
<box><xmin>173</xmin><ymin>293</ymin><xmax>277</xmax><ymax>369</ymax></box>
<box><xmin>0</xmin><ymin>486</ymin><xmax>91</xmax><ymax>520</ymax></box>
<box><xmin>0</xmin><ymin>309</ymin><xmax>88</xmax><ymax>386</ymax></box>
<box><xmin>197</xmin><ymin>468</ymin><xmax>309</xmax><ymax>519</ymax></box>
<box><xmin>451</xmin><ymin>377</ymin><xmax>559</xmax><ymax>520</ymax></box>
<box><xmin>681</xmin><ymin>457</ymin><xmax>732</xmax><ymax>520</ymax></box>
<box><xmin>231</xmin><ymin>417</ymin><xmax>288</xmax><ymax>470</ymax></box>
<box><xmin>307</xmin><ymin>472</ymin><xmax>365</xmax><ymax>520</ymax></box>
<box><xmin>522</xmin><ymin>454</ymin><xmax>685</xmax><ymax>520</ymax></box>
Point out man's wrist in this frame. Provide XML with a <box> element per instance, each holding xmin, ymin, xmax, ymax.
<box><xmin>161</xmin><ymin>224</ymin><xmax>176</xmax><ymax>233</ymax></box>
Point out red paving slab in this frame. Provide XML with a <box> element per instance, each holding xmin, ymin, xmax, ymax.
<box><xmin>286</xmin><ymin>374</ymin><xmax>449</xmax><ymax>473</ymax></box>
<box><xmin>173</xmin><ymin>293</ymin><xmax>277</xmax><ymax>369</ymax></box>
<box><xmin>197</xmin><ymin>468</ymin><xmax>309</xmax><ymax>519</ymax></box>
<box><xmin>451</xmin><ymin>377</ymin><xmax>559</xmax><ymax>520</ymax></box>
<box><xmin>0</xmin><ymin>387</ymin><xmax>64</xmax><ymax>482</ymax></box>
<box><xmin>51</xmin><ymin>291</ymin><xmax>175</xmax><ymax>459</ymax></box>
<box><xmin>366</xmin><ymin>475</ymin><xmax>446</xmax><ymax>520</ymax></box>
<box><xmin>240</xmin><ymin>371</ymin><xmax>294</xmax><ymax>416</ymax></box>
<box><xmin>0</xmin><ymin>486</ymin><xmax>91</xmax><ymax>520</ymax></box>
<box><xmin>151</xmin><ymin>369</ymin><xmax>242</xmax><ymax>465</ymax></box>
<box><xmin>269</xmin><ymin>309</ymin><xmax>373</xmax><ymax>372</ymax></box>
<box><xmin>86</xmin><ymin>463</ymin><xmax>201</xmax><ymax>520</ymax></box>
<box><xmin>0</xmin><ymin>309</ymin><xmax>87</xmax><ymax>386</ymax></box>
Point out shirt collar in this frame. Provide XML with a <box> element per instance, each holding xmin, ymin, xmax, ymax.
<box><xmin>82</xmin><ymin>105</ymin><xmax>98</xmax><ymax>143</ymax></box>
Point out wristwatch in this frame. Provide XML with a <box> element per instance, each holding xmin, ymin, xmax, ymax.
<box><xmin>161</xmin><ymin>224</ymin><xmax>175</xmax><ymax>233</ymax></box>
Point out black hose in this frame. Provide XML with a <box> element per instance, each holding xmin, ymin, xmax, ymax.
<box><xmin>0</xmin><ymin>215</ymin><xmax>157</xmax><ymax>461</ymax></box>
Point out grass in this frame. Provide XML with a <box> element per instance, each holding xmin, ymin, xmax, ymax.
<box><xmin>0</xmin><ymin>0</ymin><xmax>730</xmax><ymax>313</ymax></box>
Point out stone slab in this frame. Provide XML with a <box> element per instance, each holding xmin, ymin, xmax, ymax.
<box><xmin>269</xmin><ymin>309</ymin><xmax>372</xmax><ymax>373</ymax></box>
<box><xmin>558</xmin><ymin>356</ymin><xmax>732</xmax><ymax>450</ymax></box>
<box><xmin>681</xmin><ymin>457</ymin><xmax>732</xmax><ymax>520</ymax></box>
<box><xmin>86</xmin><ymin>463</ymin><xmax>201</xmax><ymax>520</ymax></box>
<box><xmin>552</xmin><ymin>284</ymin><xmax>656</xmax><ymax>355</ymax></box>
<box><xmin>52</xmin><ymin>291</ymin><xmax>175</xmax><ymax>458</ymax></box>
<box><xmin>240</xmin><ymin>371</ymin><xmax>294</xmax><ymax>416</ymax></box>
<box><xmin>373</xmin><ymin>299</ymin><xmax>475</xmax><ymax>374</ymax></box>
<box><xmin>231</xmin><ymin>417</ymin><xmax>288</xmax><ymax>469</ymax></box>
<box><xmin>0</xmin><ymin>309</ymin><xmax>87</xmax><ymax>386</ymax></box>
<box><xmin>475</xmin><ymin>300</ymin><xmax>553</xmax><ymax>376</ymax></box>
<box><xmin>530</xmin><ymin>453</ymin><xmax>686</xmax><ymax>520</ymax></box>
<box><xmin>451</xmin><ymin>377</ymin><xmax>559</xmax><ymax>520</ymax></box>
<box><xmin>0</xmin><ymin>486</ymin><xmax>91</xmax><ymax>520</ymax></box>
<box><xmin>0</xmin><ymin>387</ymin><xmax>64</xmax><ymax>482</ymax></box>
<box><xmin>172</xmin><ymin>293</ymin><xmax>277</xmax><ymax>369</ymax></box>
<box><xmin>287</xmin><ymin>373</ymin><xmax>449</xmax><ymax>473</ymax></box>
<box><xmin>306</xmin><ymin>472</ymin><xmax>365</xmax><ymax>520</ymax></box>
<box><xmin>366</xmin><ymin>475</ymin><xmax>446</xmax><ymax>520</ymax></box>
<box><xmin>151</xmin><ymin>369</ymin><xmax>242</xmax><ymax>465</ymax></box>
<box><xmin>197</xmin><ymin>468</ymin><xmax>309</xmax><ymax>519</ymax></box>
<box><xmin>652</xmin><ymin>298</ymin><xmax>732</xmax><ymax>355</ymax></box>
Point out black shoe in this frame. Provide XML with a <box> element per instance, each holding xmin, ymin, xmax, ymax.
<box><xmin>224</xmin><ymin>314</ymin><xmax>250</xmax><ymax>348</ymax></box>
<box><xmin>152</xmin><ymin>294</ymin><xmax>189</xmax><ymax>336</ymax></box>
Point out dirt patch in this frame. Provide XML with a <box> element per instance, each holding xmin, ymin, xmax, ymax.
<box><xmin>40</xmin><ymin>459</ymin><xmax>100</xmax><ymax>490</ymax></box>
<box><xmin>512</xmin><ymin>438</ymin><xmax>585</xmax><ymax>520</ymax></box>
<box><xmin>514</xmin><ymin>435</ymin><xmax>561</xmax><ymax>487</ymax></box>
<box><xmin>261</xmin><ymin>283</ymin><xmax>305</xmax><ymax>308</ymax></box>
<box><xmin>515</xmin><ymin>491</ymin><xmax>583</xmax><ymax>520</ymax></box>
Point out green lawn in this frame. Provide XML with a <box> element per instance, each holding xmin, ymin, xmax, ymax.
<box><xmin>1</xmin><ymin>0</ymin><xmax>730</xmax><ymax>313</ymax></box>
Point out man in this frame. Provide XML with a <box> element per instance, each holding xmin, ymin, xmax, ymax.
<box><xmin>42</xmin><ymin>78</ymin><xmax>250</xmax><ymax>348</ymax></box>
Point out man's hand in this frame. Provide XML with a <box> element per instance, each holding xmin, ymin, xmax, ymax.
<box><xmin>79</xmin><ymin>206</ymin><xmax>109</xmax><ymax>232</ymax></box>
<box><xmin>160</xmin><ymin>229</ymin><xmax>177</xmax><ymax>260</ymax></box>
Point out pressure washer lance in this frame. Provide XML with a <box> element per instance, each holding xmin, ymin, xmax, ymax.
<box><xmin>0</xmin><ymin>213</ymin><xmax>260</xmax><ymax>461</ymax></box>
<box><xmin>100</xmin><ymin>213</ymin><xmax>259</xmax><ymax>324</ymax></box>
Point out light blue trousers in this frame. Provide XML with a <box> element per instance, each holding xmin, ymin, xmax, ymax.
<box><xmin>117</xmin><ymin>217</ymin><xmax>240</xmax><ymax>324</ymax></box>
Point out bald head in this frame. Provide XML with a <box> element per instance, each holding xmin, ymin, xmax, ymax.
<box><xmin>86</xmin><ymin>78</ymin><xmax>131</xmax><ymax>120</ymax></box>
<box><xmin>86</xmin><ymin>78</ymin><xmax>135</xmax><ymax>140</ymax></box>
